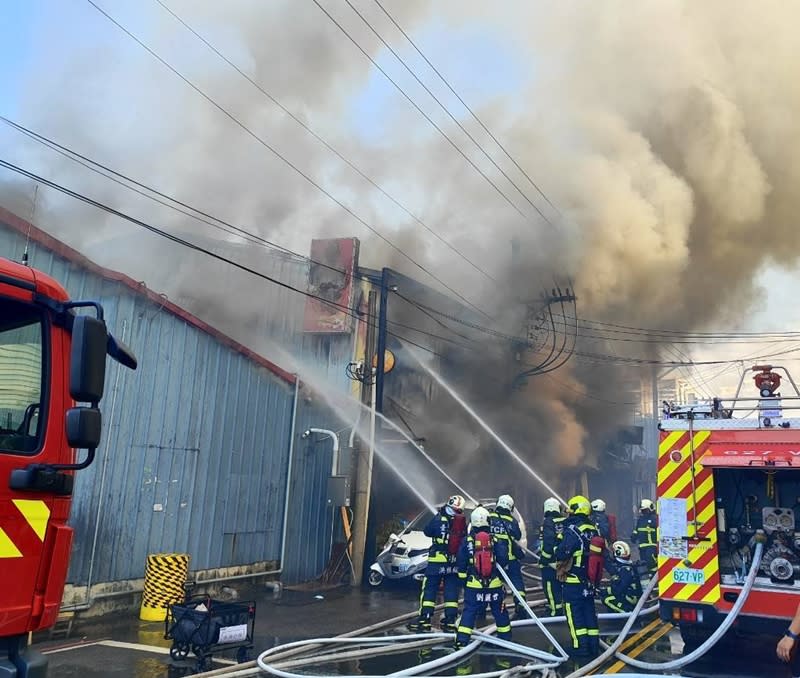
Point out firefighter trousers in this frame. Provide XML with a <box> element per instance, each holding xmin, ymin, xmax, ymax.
<box><xmin>418</xmin><ymin>565</ymin><xmax>460</xmax><ymax>623</ymax></box>
<box><xmin>601</xmin><ymin>589</ymin><xmax>635</xmax><ymax>613</ymax></box>
<box><xmin>562</xmin><ymin>581</ymin><xmax>599</xmax><ymax>657</ymax></box>
<box><xmin>639</xmin><ymin>545</ymin><xmax>657</xmax><ymax>573</ymax></box>
<box><xmin>541</xmin><ymin>566</ymin><xmax>563</xmax><ymax>616</ymax></box>
<box><xmin>456</xmin><ymin>586</ymin><xmax>510</xmax><ymax>646</ymax></box>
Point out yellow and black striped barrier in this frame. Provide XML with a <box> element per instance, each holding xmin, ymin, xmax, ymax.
<box><xmin>139</xmin><ymin>553</ymin><xmax>190</xmax><ymax>622</ymax></box>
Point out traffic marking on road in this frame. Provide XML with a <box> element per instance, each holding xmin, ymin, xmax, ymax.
<box><xmin>604</xmin><ymin>622</ymin><xmax>673</xmax><ymax>674</ymax></box>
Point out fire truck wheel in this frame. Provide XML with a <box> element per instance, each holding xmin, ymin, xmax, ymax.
<box><xmin>679</xmin><ymin>625</ymin><xmax>713</xmax><ymax>651</ymax></box>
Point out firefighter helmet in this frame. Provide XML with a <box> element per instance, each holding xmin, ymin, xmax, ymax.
<box><xmin>543</xmin><ymin>497</ymin><xmax>561</xmax><ymax>514</ymax></box>
<box><xmin>612</xmin><ymin>541</ymin><xmax>631</xmax><ymax>560</ymax></box>
<box><xmin>568</xmin><ymin>495</ymin><xmax>591</xmax><ymax>516</ymax></box>
<box><xmin>591</xmin><ymin>499</ymin><xmax>606</xmax><ymax>512</ymax></box>
<box><xmin>496</xmin><ymin>494</ymin><xmax>514</xmax><ymax>511</ymax></box>
<box><xmin>447</xmin><ymin>495</ymin><xmax>466</xmax><ymax>513</ymax></box>
<box><xmin>640</xmin><ymin>499</ymin><xmax>655</xmax><ymax>512</ymax></box>
<box><xmin>470</xmin><ymin>506</ymin><xmax>490</xmax><ymax>528</ymax></box>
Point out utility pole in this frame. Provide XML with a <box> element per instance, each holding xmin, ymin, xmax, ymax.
<box><xmin>363</xmin><ymin>269</ymin><xmax>390</xmax><ymax>581</ymax></box>
<box><xmin>350</xmin><ymin>290</ymin><xmax>377</xmax><ymax>586</ymax></box>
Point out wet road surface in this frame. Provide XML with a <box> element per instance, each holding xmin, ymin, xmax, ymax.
<box><xmin>36</xmin><ymin>581</ymin><xmax>796</xmax><ymax>677</ymax></box>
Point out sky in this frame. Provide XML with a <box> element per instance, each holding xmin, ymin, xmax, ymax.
<box><xmin>2</xmin><ymin>0</ymin><xmax>800</xmax><ymax>407</ymax></box>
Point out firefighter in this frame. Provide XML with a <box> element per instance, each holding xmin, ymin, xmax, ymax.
<box><xmin>554</xmin><ymin>495</ymin><xmax>602</xmax><ymax>658</ymax></box>
<box><xmin>590</xmin><ymin>499</ymin><xmax>611</xmax><ymax>543</ymax></box>
<box><xmin>407</xmin><ymin>494</ymin><xmax>467</xmax><ymax>633</ymax></box>
<box><xmin>489</xmin><ymin>494</ymin><xmax>527</xmax><ymax>617</ymax></box>
<box><xmin>539</xmin><ymin>497</ymin><xmax>565</xmax><ymax>616</ymax></box>
<box><xmin>632</xmin><ymin>499</ymin><xmax>658</xmax><ymax>574</ymax></box>
<box><xmin>454</xmin><ymin>506</ymin><xmax>511</xmax><ymax>649</ymax></box>
<box><xmin>600</xmin><ymin>541</ymin><xmax>642</xmax><ymax>613</ymax></box>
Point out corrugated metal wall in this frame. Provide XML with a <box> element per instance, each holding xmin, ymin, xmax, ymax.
<box><xmin>81</xmin><ymin>231</ymin><xmax>355</xmax><ymax>395</ymax></box>
<box><xmin>1</xmin><ymin>222</ymin><xmax>345</xmax><ymax>585</ymax></box>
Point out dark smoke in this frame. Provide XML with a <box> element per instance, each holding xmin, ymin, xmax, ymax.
<box><xmin>3</xmin><ymin>1</ymin><xmax>800</xmax><ymax>506</ymax></box>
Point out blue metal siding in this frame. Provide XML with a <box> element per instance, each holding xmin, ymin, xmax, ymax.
<box><xmin>1</xmin><ymin>222</ymin><xmax>346</xmax><ymax>585</ymax></box>
<box><xmin>281</xmin><ymin>399</ymin><xmax>342</xmax><ymax>584</ymax></box>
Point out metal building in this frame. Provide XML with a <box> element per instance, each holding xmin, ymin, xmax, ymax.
<box><xmin>0</xmin><ymin>207</ymin><xmax>345</xmax><ymax>600</ymax></box>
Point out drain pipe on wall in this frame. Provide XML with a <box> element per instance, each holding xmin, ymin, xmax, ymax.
<box><xmin>302</xmin><ymin>428</ymin><xmax>341</xmax><ymax>475</ymax></box>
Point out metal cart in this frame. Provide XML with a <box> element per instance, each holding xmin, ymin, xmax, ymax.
<box><xmin>165</xmin><ymin>597</ymin><xmax>256</xmax><ymax>671</ymax></box>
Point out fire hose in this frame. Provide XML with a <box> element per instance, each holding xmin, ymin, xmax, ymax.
<box><xmin>571</xmin><ymin>539</ymin><xmax>765</xmax><ymax>678</ymax></box>
<box><xmin>254</xmin><ymin>565</ymin><xmax>572</xmax><ymax>678</ymax></box>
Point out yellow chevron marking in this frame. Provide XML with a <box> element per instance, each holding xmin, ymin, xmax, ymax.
<box><xmin>658</xmin><ymin>430</ymin><xmax>686</xmax><ymax>455</ymax></box>
<box><xmin>673</xmin><ymin>556</ymin><xmax>719</xmax><ymax>601</ymax></box>
<box><xmin>12</xmin><ymin>499</ymin><xmax>50</xmax><ymax>541</ymax></box>
<box><xmin>658</xmin><ymin>431</ymin><xmax>710</xmax><ymax>486</ymax></box>
<box><xmin>0</xmin><ymin>527</ymin><xmax>23</xmax><ymax>558</ymax></box>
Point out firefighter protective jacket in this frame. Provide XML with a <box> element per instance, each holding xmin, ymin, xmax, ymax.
<box><xmin>424</xmin><ymin>508</ymin><xmax>457</xmax><ymax>563</ymax></box>
<box><xmin>456</xmin><ymin>529</ymin><xmax>503</xmax><ymax>589</ymax></box>
<box><xmin>489</xmin><ymin>507</ymin><xmax>522</xmax><ymax>563</ymax></box>
<box><xmin>632</xmin><ymin>512</ymin><xmax>658</xmax><ymax>547</ymax></box>
<box><xmin>554</xmin><ymin>516</ymin><xmax>601</xmax><ymax>585</ymax></box>
<box><xmin>539</xmin><ymin>513</ymin><xmax>565</xmax><ymax>567</ymax></box>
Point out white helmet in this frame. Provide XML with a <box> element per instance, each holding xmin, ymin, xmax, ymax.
<box><xmin>470</xmin><ymin>506</ymin><xmax>490</xmax><ymax>528</ymax></box>
<box><xmin>447</xmin><ymin>495</ymin><xmax>466</xmax><ymax>513</ymax></box>
<box><xmin>497</xmin><ymin>494</ymin><xmax>514</xmax><ymax>511</ymax></box>
<box><xmin>591</xmin><ymin>499</ymin><xmax>606</xmax><ymax>512</ymax></box>
<box><xmin>640</xmin><ymin>499</ymin><xmax>655</xmax><ymax>512</ymax></box>
<box><xmin>612</xmin><ymin>541</ymin><xmax>631</xmax><ymax>560</ymax></box>
<box><xmin>543</xmin><ymin>497</ymin><xmax>561</xmax><ymax>514</ymax></box>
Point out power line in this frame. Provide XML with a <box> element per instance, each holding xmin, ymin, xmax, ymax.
<box><xmin>2</xmin><ymin>113</ymin><xmax>501</xmax><ymax>353</ymax></box>
<box><xmin>1</xmin><ymin>115</ymin><xmax>301</xmax><ymax>258</ymax></box>
<box><xmin>2</xmin><ymin>113</ymin><xmax>499</xmax><ymax>349</ymax></box>
<box><xmin>9</xmin><ymin>150</ymin><xmax>797</xmax><ymax>378</ymax></box>
<box><xmin>372</xmin><ymin>0</ymin><xmax>561</xmax><ymax>218</ymax></box>
<box><xmin>152</xmin><ymin>0</ymin><xmax>498</xmax><ymax>285</ymax></box>
<box><xmin>342</xmin><ymin>0</ymin><xmax>554</xmax><ymax>228</ymax></box>
<box><xmin>551</xmin><ymin>311</ymin><xmax>800</xmax><ymax>340</ymax></box>
<box><xmin>83</xmin><ymin>0</ymin><xmax>490</xmax><ymax>319</ymax></box>
<box><xmin>308</xmin><ymin>0</ymin><xmax>531</xmax><ymax>225</ymax></box>
<box><xmin>0</xmin><ymin>156</ymin><xmax>456</xmax><ymax>359</ymax></box>
<box><xmin>7</xmin><ymin>120</ymin><xmax>795</xmax><ymax>374</ymax></box>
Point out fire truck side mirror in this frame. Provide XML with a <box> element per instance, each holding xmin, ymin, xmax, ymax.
<box><xmin>65</xmin><ymin>407</ymin><xmax>102</xmax><ymax>449</ymax></box>
<box><xmin>70</xmin><ymin>315</ymin><xmax>107</xmax><ymax>403</ymax></box>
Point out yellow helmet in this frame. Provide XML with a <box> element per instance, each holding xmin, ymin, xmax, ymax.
<box><xmin>568</xmin><ymin>495</ymin><xmax>591</xmax><ymax>516</ymax></box>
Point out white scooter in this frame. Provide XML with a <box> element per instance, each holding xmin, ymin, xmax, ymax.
<box><xmin>368</xmin><ymin>529</ymin><xmax>430</xmax><ymax>586</ymax></box>
<box><xmin>368</xmin><ymin>500</ymin><xmax>528</xmax><ymax>586</ymax></box>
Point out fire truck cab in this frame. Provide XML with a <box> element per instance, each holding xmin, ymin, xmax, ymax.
<box><xmin>658</xmin><ymin>365</ymin><xmax>800</xmax><ymax>648</ymax></box>
<box><xmin>0</xmin><ymin>256</ymin><xmax>135</xmax><ymax>676</ymax></box>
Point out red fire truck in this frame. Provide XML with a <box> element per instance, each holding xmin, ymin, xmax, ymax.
<box><xmin>0</xmin><ymin>256</ymin><xmax>136</xmax><ymax>676</ymax></box>
<box><xmin>658</xmin><ymin>365</ymin><xmax>800</xmax><ymax>647</ymax></box>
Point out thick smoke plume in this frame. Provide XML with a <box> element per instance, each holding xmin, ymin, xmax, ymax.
<box><xmin>3</xmin><ymin>1</ymin><xmax>800</xmax><ymax>508</ymax></box>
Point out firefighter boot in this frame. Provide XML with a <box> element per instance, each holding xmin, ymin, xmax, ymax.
<box><xmin>406</xmin><ymin>617</ymin><xmax>432</xmax><ymax>633</ymax></box>
<box><xmin>440</xmin><ymin>617</ymin><xmax>458</xmax><ymax>633</ymax></box>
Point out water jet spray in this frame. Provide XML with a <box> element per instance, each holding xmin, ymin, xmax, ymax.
<box><xmin>406</xmin><ymin>346</ymin><xmax>567</xmax><ymax>505</ymax></box>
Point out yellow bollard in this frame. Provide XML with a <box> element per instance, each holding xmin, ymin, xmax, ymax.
<box><xmin>139</xmin><ymin>553</ymin><xmax>190</xmax><ymax>622</ymax></box>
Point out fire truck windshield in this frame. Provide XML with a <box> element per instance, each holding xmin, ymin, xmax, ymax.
<box><xmin>0</xmin><ymin>299</ymin><xmax>44</xmax><ymax>454</ymax></box>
